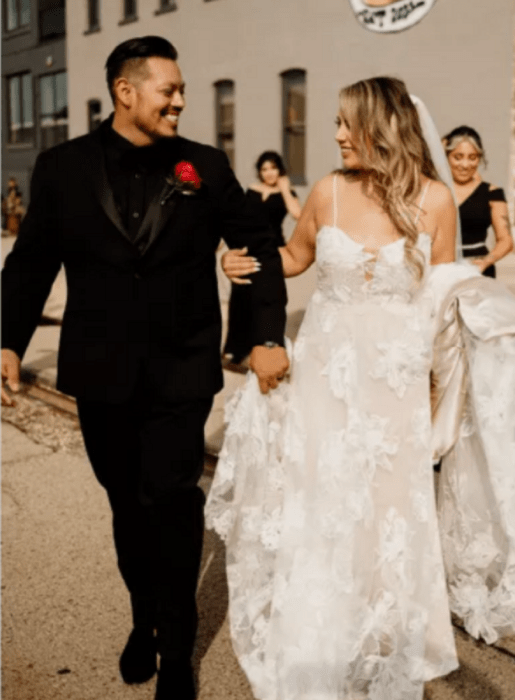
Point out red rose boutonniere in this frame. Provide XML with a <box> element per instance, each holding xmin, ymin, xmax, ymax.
<box><xmin>175</xmin><ymin>162</ymin><xmax>202</xmax><ymax>190</ymax></box>
<box><xmin>162</xmin><ymin>161</ymin><xmax>202</xmax><ymax>204</ymax></box>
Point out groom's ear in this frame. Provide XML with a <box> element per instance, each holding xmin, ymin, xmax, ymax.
<box><xmin>113</xmin><ymin>77</ymin><xmax>135</xmax><ymax>110</ymax></box>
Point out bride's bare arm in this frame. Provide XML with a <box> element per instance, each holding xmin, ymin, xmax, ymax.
<box><xmin>429</xmin><ymin>183</ymin><xmax>457</xmax><ymax>265</ymax></box>
<box><xmin>278</xmin><ymin>187</ymin><xmax>318</xmax><ymax>277</ymax></box>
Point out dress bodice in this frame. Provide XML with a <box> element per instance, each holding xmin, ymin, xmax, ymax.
<box><xmin>315</xmin><ymin>225</ymin><xmax>432</xmax><ymax>305</ymax></box>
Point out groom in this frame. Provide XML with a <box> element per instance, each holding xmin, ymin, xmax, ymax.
<box><xmin>1</xmin><ymin>36</ymin><xmax>288</xmax><ymax>699</ymax></box>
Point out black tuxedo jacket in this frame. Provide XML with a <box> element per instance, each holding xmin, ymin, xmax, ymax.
<box><xmin>1</xmin><ymin>119</ymin><xmax>287</xmax><ymax>402</ymax></box>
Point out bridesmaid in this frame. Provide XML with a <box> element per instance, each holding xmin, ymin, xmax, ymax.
<box><xmin>223</xmin><ymin>151</ymin><xmax>301</xmax><ymax>364</ymax></box>
<box><xmin>443</xmin><ymin>125</ymin><xmax>513</xmax><ymax>277</ymax></box>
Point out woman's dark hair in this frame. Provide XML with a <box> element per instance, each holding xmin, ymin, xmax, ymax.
<box><xmin>442</xmin><ymin>125</ymin><xmax>486</xmax><ymax>164</ymax></box>
<box><xmin>255</xmin><ymin>151</ymin><xmax>287</xmax><ymax>179</ymax></box>
<box><xmin>105</xmin><ymin>36</ymin><xmax>178</xmax><ymax>103</ymax></box>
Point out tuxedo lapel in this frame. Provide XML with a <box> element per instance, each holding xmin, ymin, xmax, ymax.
<box><xmin>133</xmin><ymin>137</ymin><xmax>191</xmax><ymax>256</ymax></box>
<box><xmin>83</xmin><ymin>125</ymin><xmax>192</xmax><ymax>256</ymax></box>
<box><xmin>132</xmin><ymin>179</ymin><xmax>183</xmax><ymax>256</ymax></box>
<box><xmin>84</xmin><ymin>129</ymin><xmax>131</xmax><ymax>242</ymax></box>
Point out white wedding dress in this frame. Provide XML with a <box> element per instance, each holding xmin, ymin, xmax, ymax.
<box><xmin>206</xmin><ymin>177</ymin><xmax>515</xmax><ymax>700</ymax></box>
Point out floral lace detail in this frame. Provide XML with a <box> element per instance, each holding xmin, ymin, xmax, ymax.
<box><xmin>315</xmin><ymin>227</ymin><xmax>431</xmax><ymax>307</ymax></box>
<box><xmin>370</xmin><ymin>334</ymin><xmax>432</xmax><ymax>398</ymax></box>
<box><xmin>436</xmin><ymin>305</ymin><xmax>515</xmax><ymax>646</ymax></box>
<box><xmin>409</xmin><ymin>405</ymin><xmax>432</xmax><ymax>450</ymax></box>
<box><xmin>205</xmin><ymin>239</ymin><xmax>515</xmax><ymax>700</ymax></box>
<box><xmin>476</xmin><ymin>387</ymin><xmax>513</xmax><ymax>433</ymax></box>
<box><xmin>321</xmin><ymin>340</ymin><xmax>357</xmax><ymax>402</ymax></box>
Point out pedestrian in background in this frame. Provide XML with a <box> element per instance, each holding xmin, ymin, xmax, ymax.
<box><xmin>4</xmin><ymin>178</ymin><xmax>24</xmax><ymax>236</ymax></box>
<box><xmin>223</xmin><ymin>151</ymin><xmax>301</xmax><ymax>364</ymax></box>
<box><xmin>443</xmin><ymin>125</ymin><xmax>513</xmax><ymax>277</ymax></box>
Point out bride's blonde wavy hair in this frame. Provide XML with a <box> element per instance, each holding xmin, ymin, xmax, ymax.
<box><xmin>339</xmin><ymin>76</ymin><xmax>439</xmax><ymax>282</ymax></box>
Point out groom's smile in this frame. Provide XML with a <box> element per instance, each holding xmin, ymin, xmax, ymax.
<box><xmin>134</xmin><ymin>57</ymin><xmax>186</xmax><ymax>142</ymax></box>
<box><xmin>113</xmin><ymin>56</ymin><xmax>186</xmax><ymax>146</ymax></box>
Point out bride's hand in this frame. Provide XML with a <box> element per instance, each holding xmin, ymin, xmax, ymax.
<box><xmin>222</xmin><ymin>247</ymin><xmax>261</xmax><ymax>285</ymax></box>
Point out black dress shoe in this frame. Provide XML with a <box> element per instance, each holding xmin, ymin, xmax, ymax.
<box><xmin>119</xmin><ymin>627</ymin><xmax>157</xmax><ymax>684</ymax></box>
<box><xmin>155</xmin><ymin>658</ymin><xmax>196</xmax><ymax>700</ymax></box>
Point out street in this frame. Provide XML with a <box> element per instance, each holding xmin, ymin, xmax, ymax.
<box><xmin>3</xmin><ymin>392</ymin><xmax>515</xmax><ymax>700</ymax></box>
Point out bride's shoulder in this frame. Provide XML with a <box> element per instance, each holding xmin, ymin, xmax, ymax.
<box><xmin>309</xmin><ymin>172</ymin><xmax>340</xmax><ymax>200</ymax></box>
<box><xmin>425</xmin><ymin>179</ymin><xmax>455</xmax><ymax>212</ymax></box>
<box><xmin>314</xmin><ymin>173</ymin><xmax>335</xmax><ymax>189</ymax></box>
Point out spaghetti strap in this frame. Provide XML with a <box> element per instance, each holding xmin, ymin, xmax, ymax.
<box><xmin>333</xmin><ymin>174</ymin><xmax>338</xmax><ymax>227</ymax></box>
<box><xmin>415</xmin><ymin>181</ymin><xmax>431</xmax><ymax>225</ymax></box>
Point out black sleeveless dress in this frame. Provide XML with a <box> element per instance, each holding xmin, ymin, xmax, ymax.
<box><xmin>223</xmin><ymin>189</ymin><xmax>297</xmax><ymax>363</ymax></box>
<box><xmin>459</xmin><ymin>181</ymin><xmax>506</xmax><ymax>278</ymax></box>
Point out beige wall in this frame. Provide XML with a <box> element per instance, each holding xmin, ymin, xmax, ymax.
<box><xmin>67</xmin><ymin>0</ymin><xmax>514</xmax><ymax>309</ymax></box>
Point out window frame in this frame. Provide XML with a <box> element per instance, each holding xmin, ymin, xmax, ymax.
<box><xmin>87</xmin><ymin>98</ymin><xmax>102</xmax><ymax>133</ymax></box>
<box><xmin>281</xmin><ymin>68</ymin><xmax>307</xmax><ymax>186</ymax></box>
<box><xmin>119</xmin><ymin>0</ymin><xmax>138</xmax><ymax>24</ymax></box>
<box><xmin>155</xmin><ymin>0</ymin><xmax>177</xmax><ymax>13</ymax></box>
<box><xmin>39</xmin><ymin>70</ymin><xmax>69</xmax><ymax>151</ymax></box>
<box><xmin>6</xmin><ymin>71</ymin><xmax>35</xmax><ymax>147</ymax></box>
<box><xmin>3</xmin><ymin>0</ymin><xmax>31</xmax><ymax>33</ymax></box>
<box><xmin>38</xmin><ymin>0</ymin><xmax>66</xmax><ymax>42</ymax></box>
<box><xmin>86</xmin><ymin>0</ymin><xmax>101</xmax><ymax>32</ymax></box>
<box><xmin>214</xmin><ymin>79</ymin><xmax>235</xmax><ymax>170</ymax></box>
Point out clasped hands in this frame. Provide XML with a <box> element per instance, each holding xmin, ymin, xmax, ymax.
<box><xmin>250</xmin><ymin>345</ymin><xmax>289</xmax><ymax>395</ymax></box>
<box><xmin>222</xmin><ymin>248</ymin><xmax>289</xmax><ymax>392</ymax></box>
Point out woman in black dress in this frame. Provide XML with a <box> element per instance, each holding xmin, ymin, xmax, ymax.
<box><xmin>443</xmin><ymin>126</ymin><xmax>512</xmax><ymax>277</ymax></box>
<box><xmin>223</xmin><ymin>152</ymin><xmax>301</xmax><ymax>364</ymax></box>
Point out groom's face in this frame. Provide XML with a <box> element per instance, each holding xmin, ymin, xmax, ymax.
<box><xmin>131</xmin><ymin>57</ymin><xmax>185</xmax><ymax>142</ymax></box>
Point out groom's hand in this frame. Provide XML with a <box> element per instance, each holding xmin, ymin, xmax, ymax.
<box><xmin>1</xmin><ymin>349</ymin><xmax>21</xmax><ymax>406</ymax></box>
<box><xmin>249</xmin><ymin>346</ymin><xmax>289</xmax><ymax>394</ymax></box>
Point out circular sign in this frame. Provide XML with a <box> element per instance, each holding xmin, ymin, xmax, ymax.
<box><xmin>348</xmin><ymin>0</ymin><xmax>437</xmax><ymax>33</ymax></box>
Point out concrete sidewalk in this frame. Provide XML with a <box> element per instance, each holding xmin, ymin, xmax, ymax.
<box><xmin>3</xmin><ymin>420</ymin><xmax>515</xmax><ymax>700</ymax></box>
<box><xmin>1</xmin><ymin>421</ymin><xmax>252</xmax><ymax>700</ymax></box>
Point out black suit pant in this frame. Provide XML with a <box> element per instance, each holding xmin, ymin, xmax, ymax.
<box><xmin>76</xmin><ymin>383</ymin><xmax>213</xmax><ymax>660</ymax></box>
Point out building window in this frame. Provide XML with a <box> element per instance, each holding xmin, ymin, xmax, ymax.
<box><xmin>123</xmin><ymin>0</ymin><xmax>137</xmax><ymax>20</ymax></box>
<box><xmin>7</xmin><ymin>73</ymin><xmax>34</xmax><ymax>145</ymax></box>
<box><xmin>4</xmin><ymin>0</ymin><xmax>30</xmax><ymax>31</ymax></box>
<box><xmin>40</xmin><ymin>71</ymin><xmax>68</xmax><ymax>150</ymax></box>
<box><xmin>215</xmin><ymin>80</ymin><xmax>235</xmax><ymax>170</ymax></box>
<box><xmin>281</xmin><ymin>69</ymin><xmax>306</xmax><ymax>185</ymax></box>
<box><xmin>39</xmin><ymin>0</ymin><xmax>66</xmax><ymax>41</ymax></box>
<box><xmin>88</xmin><ymin>99</ymin><xmax>102</xmax><ymax>132</ymax></box>
<box><xmin>157</xmin><ymin>0</ymin><xmax>176</xmax><ymax>10</ymax></box>
<box><xmin>87</xmin><ymin>0</ymin><xmax>100</xmax><ymax>30</ymax></box>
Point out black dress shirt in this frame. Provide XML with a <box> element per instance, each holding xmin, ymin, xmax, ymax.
<box><xmin>102</xmin><ymin>125</ymin><xmax>173</xmax><ymax>243</ymax></box>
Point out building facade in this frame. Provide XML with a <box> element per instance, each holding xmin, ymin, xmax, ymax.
<box><xmin>2</xmin><ymin>0</ymin><xmax>67</xmax><ymax>201</ymax></box>
<box><xmin>65</xmin><ymin>0</ymin><xmax>514</xmax><ymax>307</ymax></box>
<box><xmin>67</xmin><ymin>1</ymin><xmax>513</xmax><ymax>183</ymax></box>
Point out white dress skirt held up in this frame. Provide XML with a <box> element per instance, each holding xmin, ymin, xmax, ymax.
<box><xmin>205</xmin><ymin>213</ymin><xmax>515</xmax><ymax>699</ymax></box>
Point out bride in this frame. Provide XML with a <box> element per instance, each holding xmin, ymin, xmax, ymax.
<box><xmin>206</xmin><ymin>77</ymin><xmax>515</xmax><ymax>700</ymax></box>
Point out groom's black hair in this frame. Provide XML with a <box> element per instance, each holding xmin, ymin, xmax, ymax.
<box><xmin>105</xmin><ymin>36</ymin><xmax>179</xmax><ymax>103</ymax></box>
